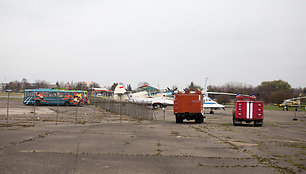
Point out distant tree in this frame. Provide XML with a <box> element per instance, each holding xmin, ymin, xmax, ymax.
<box><xmin>56</xmin><ymin>81</ymin><xmax>60</xmax><ymax>88</ymax></box>
<box><xmin>110</xmin><ymin>83</ymin><xmax>118</xmax><ymax>91</ymax></box>
<box><xmin>89</xmin><ymin>82</ymin><xmax>100</xmax><ymax>88</ymax></box>
<box><xmin>258</xmin><ymin>80</ymin><xmax>291</xmax><ymax>91</ymax></box>
<box><xmin>69</xmin><ymin>81</ymin><xmax>76</xmax><ymax>89</ymax></box>
<box><xmin>292</xmin><ymin>87</ymin><xmax>303</xmax><ymax>98</ymax></box>
<box><xmin>270</xmin><ymin>90</ymin><xmax>291</xmax><ymax>104</ymax></box>
<box><xmin>216</xmin><ymin>95</ymin><xmax>230</xmax><ymax>104</ymax></box>
<box><xmin>76</xmin><ymin>82</ymin><xmax>88</xmax><ymax>90</ymax></box>
<box><xmin>21</xmin><ymin>78</ymin><xmax>30</xmax><ymax>90</ymax></box>
<box><xmin>34</xmin><ymin>80</ymin><xmax>49</xmax><ymax>89</ymax></box>
<box><xmin>7</xmin><ymin>81</ymin><xmax>21</xmax><ymax>92</ymax></box>
<box><xmin>255</xmin><ymin>80</ymin><xmax>292</xmax><ymax>103</ymax></box>
<box><xmin>187</xmin><ymin>82</ymin><xmax>203</xmax><ymax>91</ymax></box>
<box><xmin>208</xmin><ymin>82</ymin><xmax>254</xmax><ymax>95</ymax></box>
<box><xmin>127</xmin><ymin>84</ymin><xmax>132</xmax><ymax>91</ymax></box>
<box><xmin>59</xmin><ymin>81</ymin><xmax>66</xmax><ymax>88</ymax></box>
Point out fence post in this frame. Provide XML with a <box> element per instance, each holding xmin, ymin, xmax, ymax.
<box><xmin>75</xmin><ymin>104</ymin><xmax>78</xmax><ymax>124</ymax></box>
<box><xmin>6</xmin><ymin>90</ymin><xmax>11</xmax><ymax>128</ymax></box>
<box><xmin>56</xmin><ymin>92</ymin><xmax>59</xmax><ymax>125</ymax></box>
<box><xmin>107</xmin><ymin>97</ymin><xmax>110</xmax><ymax>124</ymax></box>
<box><xmin>119</xmin><ymin>102</ymin><xmax>122</xmax><ymax>124</ymax></box>
<box><xmin>33</xmin><ymin>98</ymin><xmax>36</xmax><ymax>127</ymax></box>
<box><xmin>142</xmin><ymin>101</ymin><xmax>145</xmax><ymax>120</ymax></box>
<box><xmin>92</xmin><ymin>98</ymin><xmax>96</xmax><ymax>124</ymax></box>
<box><xmin>163</xmin><ymin>107</ymin><xmax>165</xmax><ymax>120</ymax></box>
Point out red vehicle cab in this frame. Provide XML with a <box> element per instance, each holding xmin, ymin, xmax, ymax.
<box><xmin>233</xmin><ymin>95</ymin><xmax>264</xmax><ymax>127</ymax></box>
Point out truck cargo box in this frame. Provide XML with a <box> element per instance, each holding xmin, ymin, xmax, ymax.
<box><xmin>174</xmin><ymin>91</ymin><xmax>204</xmax><ymax>123</ymax></box>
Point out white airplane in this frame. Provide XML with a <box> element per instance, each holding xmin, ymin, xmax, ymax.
<box><xmin>126</xmin><ymin>85</ymin><xmax>174</xmax><ymax>109</ymax></box>
<box><xmin>128</xmin><ymin>96</ymin><xmax>174</xmax><ymax>109</ymax></box>
<box><xmin>201</xmin><ymin>78</ymin><xmax>237</xmax><ymax>114</ymax></box>
<box><xmin>203</xmin><ymin>96</ymin><xmax>225</xmax><ymax>114</ymax></box>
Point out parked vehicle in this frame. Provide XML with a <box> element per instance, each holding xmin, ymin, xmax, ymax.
<box><xmin>173</xmin><ymin>90</ymin><xmax>204</xmax><ymax>123</ymax></box>
<box><xmin>232</xmin><ymin>95</ymin><xmax>263</xmax><ymax>127</ymax></box>
<box><xmin>24</xmin><ymin>89</ymin><xmax>87</xmax><ymax>106</ymax></box>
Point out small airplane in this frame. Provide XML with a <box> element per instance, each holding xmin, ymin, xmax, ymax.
<box><xmin>203</xmin><ymin>96</ymin><xmax>226</xmax><ymax>114</ymax></box>
<box><xmin>127</xmin><ymin>84</ymin><xmax>174</xmax><ymax>109</ymax></box>
<box><xmin>128</xmin><ymin>96</ymin><xmax>174</xmax><ymax>109</ymax></box>
<box><xmin>279</xmin><ymin>95</ymin><xmax>306</xmax><ymax>110</ymax></box>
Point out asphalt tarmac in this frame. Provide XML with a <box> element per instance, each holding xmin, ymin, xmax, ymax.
<box><xmin>0</xmin><ymin>99</ymin><xmax>305</xmax><ymax>174</ymax></box>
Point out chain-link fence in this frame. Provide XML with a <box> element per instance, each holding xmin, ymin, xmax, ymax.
<box><xmin>90</xmin><ymin>96</ymin><xmax>155</xmax><ymax>121</ymax></box>
<box><xmin>0</xmin><ymin>95</ymin><xmax>157</xmax><ymax>128</ymax></box>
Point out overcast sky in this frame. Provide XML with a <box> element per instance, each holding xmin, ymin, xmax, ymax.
<box><xmin>0</xmin><ymin>0</ymin><xmax>305</xmax><ymax>89</ymax></box>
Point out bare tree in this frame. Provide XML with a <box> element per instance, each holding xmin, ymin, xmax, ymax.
<box><xmin>187</xmin><ymin>82</ymin><xmax>203</xmax><ymax>91</ymax></box>
<box><xmin>34</xmin><ymin>80</ymin><xmax>49</xmax><ymax>89</ymax></box>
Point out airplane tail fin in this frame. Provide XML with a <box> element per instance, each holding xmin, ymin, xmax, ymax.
<box><xmin>203</xmin><ymin>77</ymin><xmax>208</xmax><ymax>96</ymax></box>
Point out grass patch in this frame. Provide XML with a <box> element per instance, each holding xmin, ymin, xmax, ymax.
<box><xmin>0</xmin><ymin>92</ymin><xmax>23</xmax><ymax>96</ymax></box>
<box><xmin>170</xmin><ymin>131</ymin><xmax>180</xmax><ymax>136</ymax></box>
<box><xmin>156</xmin><ymin>149</ymin><xmax>162</xmax><ymax>156</ymax></box>
<box><xmin>264</xmin><ymin>105</ymin><xmax>305</xmax><ymax>111</ymax></box>
<box><xmin>38</xmin><ymin>134</ymin><xmax>45</xmax><ymax>138</ymax></box>
<box><xmin>197</xmin><ymin>162</ymin><xmax>204</xmax><ymax>167</ymax></box>
<box><xmin>273</xmin><ymin>155</ymin><xmax>295</xmax><ymax>158</ymax></box>
<box><xmin>221</xmin><ymin>123</ymin><xmax>233</xmax><ymax>126</ymax></box>
<box><xmin>248</xmin><ymin>152</ymin><xmax>295</xmax><ymax>174</ymax></box>
<box><xmin>294</xmin><ymin>163</ymin><xmax>306</xmax><ymax>170</ymax></box>
<box><xmin>0</xmin><ymin>97</ymin><xmax>23</xmax><ymax>100</ymax></box>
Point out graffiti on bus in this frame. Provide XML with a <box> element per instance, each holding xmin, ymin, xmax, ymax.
<box><xmin>63</xmin><ymin>92</ymin><xmax>85</xmax><ymax>105</ymax></box>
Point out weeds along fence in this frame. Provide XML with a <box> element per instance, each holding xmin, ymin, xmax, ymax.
<box><xmin>90</xmin><ymin>96</ymin><xmax>155</xmax><ymax>121</ymax></box>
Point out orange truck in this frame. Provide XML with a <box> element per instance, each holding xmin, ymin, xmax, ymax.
<box><xmin>173</xmin><ymin>90</ymin><xmax>204</xmax><ymax>123</ymax></box>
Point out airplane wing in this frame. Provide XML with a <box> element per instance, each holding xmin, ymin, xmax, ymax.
<box><xmin>203</xmin><ymin>103</ymin><xmax>225</xmax><ymax>109</ymax></box>
<box><xmin>137</xmin><ymin>85</ymin><xmax>159</xmax><ymax>96</ymax></box>
<box><xmin>206</xmin><ymin>92</ymin><xmax>237</xmax><ymax>96</ymax></box>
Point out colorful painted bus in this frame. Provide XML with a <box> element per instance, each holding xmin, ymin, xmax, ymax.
<box><xmin>24</xmin><ymin>89</ymin><xmax>87</xmax><ymax>106</ymax></box>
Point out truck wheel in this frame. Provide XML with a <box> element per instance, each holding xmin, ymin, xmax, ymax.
<box><xmin>254</xmin><ymin>120</ymin><xmax>263</xmax><ymax>127</ymax></box>
<box><xmin>153</xmin><ymin>104</ymin><xmax>160</xmax><ymax>109</ymax></box>
<box><xmin>35</xmin><ymin>100</ymin><xmax>40</xmax><ymax>106</ymax></box>
<box><xmin>233</xmin><ymin>118</ymin><xmax>241</xmax><ymax>126</ymax></box>
<box><xmin>233</xmin><ymin>118</ymin><xmax>237</xmax><ymax>126</ymax></box>
<box><xmin>195</xmin><ymin>115</ymin><xmax>203</xmax><ymax>124</ymax></box>
<box><xmin>176</xmin><ymin>117</ymin><xmax>183</xmax><ymax>123</ymax></box>
<box><xmin>200</xmin><ymin>116</ymin><xmax>204</xmax><ymax>123</ymax></box>
<box><xmin>195</xmin><ymin>116</ymin><xmax>200</xmax><ymax>124</ymax></box>
<box><xmin>210</xmin><ymin>110</ymin><xmax>214</xmax><ymax>114</ymax></box>
<box><xmin>176</xmin><ymin>115</ymin><xmax>183</xmax><ymax>123</ymax></box>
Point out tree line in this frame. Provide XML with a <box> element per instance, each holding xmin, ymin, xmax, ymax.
<box><xmin>206</xmin><ymin>80</ymin><xmax>305</xmax><ymax>104</ymax></box>
<box><xmin>3</xmin><ymin>78</ymin><xmax>305</xmax><ymax>104</ymax></box>
<box><xmin>3</xmin><ymin>78</ymin><xmax>101</xmax><ymax>92</ymax></box>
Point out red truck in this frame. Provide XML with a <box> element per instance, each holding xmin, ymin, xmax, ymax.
<box><xmin>232</xmin><ymin>95</ymin><xmax>264</xmax><ymax>127</ymax></box>
<box><xmin>173</xmin><ymin>91</ymin><xmax>204</xmax><ymax>123</ymax></box>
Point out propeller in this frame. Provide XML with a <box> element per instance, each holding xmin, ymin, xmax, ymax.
<box><xmin>166</xmin><ymin>86</ymin><xmax>178</xmax><ymax>95</ymax></box>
